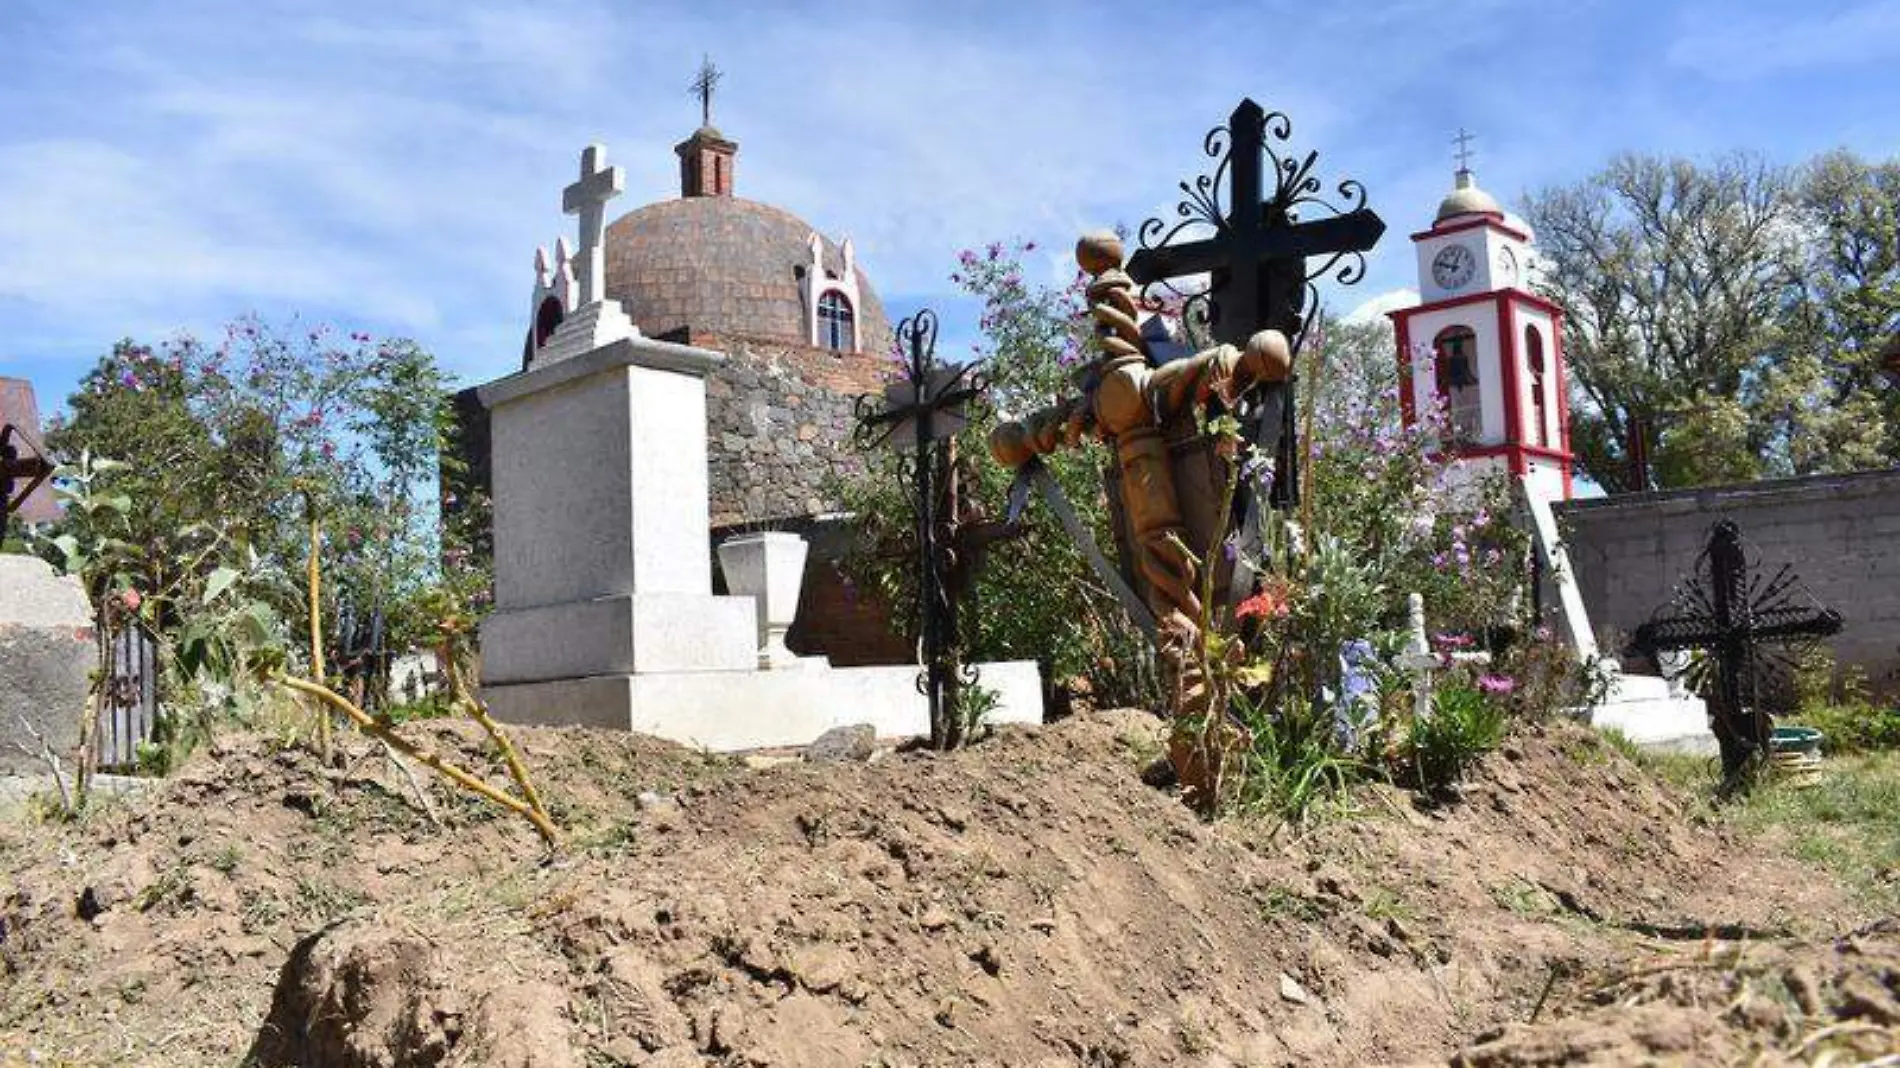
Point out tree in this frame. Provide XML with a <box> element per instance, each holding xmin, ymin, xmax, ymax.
<box><xmin>41</xmin><ymin>317</ymin><xmax>458</xmax><ymax>686</ymax></box>
<box><xmin>1526</xmin><ymin>150</ymin><xmax>1900</xmax><ymax>491</ymax></box>
<box><xmin>1779</xmin><ymin>150</ymin><xmax>1900</xmax><ymax>467</ymax></box>
<box><xmin>1523</xmin><ymin>153</ymin><xmax>1798</xmax><ymax>491</ymax></box>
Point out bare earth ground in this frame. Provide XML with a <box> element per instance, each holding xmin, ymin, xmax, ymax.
<box><xmin>0</xmin><ymin>710</ymin><xmax>1894</xmax><ymax>1067</ymax></box>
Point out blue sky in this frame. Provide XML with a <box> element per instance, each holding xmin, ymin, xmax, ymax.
<box><xmin>3</xmin><ymin>0</ymin><xmax>1899</xmax><ymax>418</ymax></box>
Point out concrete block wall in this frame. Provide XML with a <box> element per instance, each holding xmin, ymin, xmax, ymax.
<box><xmin>1555</xmin><ymin>468</ymin><xmax>1900</xmax><ymax>696</ymax></box>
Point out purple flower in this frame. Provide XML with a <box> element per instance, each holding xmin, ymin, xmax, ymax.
<box><xmin>1478</xmin><ymin>674</ymin><xmax>1515</xmax><ymax>696</ymax></box>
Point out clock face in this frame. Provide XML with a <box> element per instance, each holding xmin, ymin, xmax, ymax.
<box><xmin>1496</xmin><ymin>246</ymin><xmax>1520</xmax><ymax>288</ymax></box>
<box><xmin>1432</xmin><ymin>244</ymin><xmax>1478</xmax><ymax>290</ymax></box>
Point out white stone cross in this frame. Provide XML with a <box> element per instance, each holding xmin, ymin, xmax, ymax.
<box><xmin>562</xmin><ymin>143</ymin><xmax>624</xmax><ymax>308</ymax></box>
<box><xmin>1398</xmin><ymin>592</ymin><xmax>1490</xmax><ymax>721</ymax></box>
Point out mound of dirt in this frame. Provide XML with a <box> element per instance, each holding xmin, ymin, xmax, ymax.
<box><xmin>1452</xmin><ymin>920</ymin><xmax>1900</xmax><ymax>1066</ymax></box>
<box><xmin>0</xmin><ymin>711</ymin><xmax>1876</xmax><ymax>1066</ymax></box>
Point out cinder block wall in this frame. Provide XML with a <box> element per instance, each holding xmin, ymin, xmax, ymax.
<box><xmin>1555</xmin><ymin>468</ymin><xmax>1900</xmax><ymax>696</ymax></box>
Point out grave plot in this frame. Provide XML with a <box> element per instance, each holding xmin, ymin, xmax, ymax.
<box><xmin>1</xmin><ymin>709</ymin><xmax>1888</xmax><ymax>1067</ymax></box>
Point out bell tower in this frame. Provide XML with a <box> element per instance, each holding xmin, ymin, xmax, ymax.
<box><xmin>1389</xmin><ymin>145</ymin><xmax>1574</xmax><ymax>501</ymax></box>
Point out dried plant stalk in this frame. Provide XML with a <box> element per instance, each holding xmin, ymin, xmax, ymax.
<box><xmin>304</xmin><ymin>491</ymin><xmax>333</xmax><ymax>766</ymax></box>
<box><xmin>275</xmin><ymin>674</ymin><xmax>560</xmax><ymax>847</ymax></box>
<box><xmin>446</xmin><ymin>659</ymin><xmax>550</xmax><ymax>827</ymax></box>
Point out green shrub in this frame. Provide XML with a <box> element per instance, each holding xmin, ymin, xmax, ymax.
<box><xmin>1788</xmin><ymin>649</ymin><xmax>1900</xmax><ymax>754</ymax></box>
<box><xmin>1227</xmin><ymin>690</ymin><xmax>1360</xmax><ymax>828</ymax></box>
<box><xmin>1403</xmin><ymin>683</ymin><xmax>1508</xmax><ymax>792</ymax></box>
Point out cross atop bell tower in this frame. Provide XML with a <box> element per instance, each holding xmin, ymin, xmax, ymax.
<box><xmin>1452</xmin><ymin>128</ymin><xmax>1476</xmax><ymax>173</ymax></box>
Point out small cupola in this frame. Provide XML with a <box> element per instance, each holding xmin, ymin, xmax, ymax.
<box><xmin>1435</xmin><ymin>167</ymin><xmax>1503</xmax><ymax>224</ymax></box>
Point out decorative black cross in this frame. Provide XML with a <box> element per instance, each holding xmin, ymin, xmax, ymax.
<box><xmin>852</xmin><ymin>311</ymin><xmax>990</xmax><ymax>749</ymax></box>
<box><xmin>1125</xmin><ymin>98</ymin><xmax>1384</xmax><ymax>511</ymax></box>
<box><xmin>0</xmin><ymin>422</ymin><xmax>54</xmax><ymax>533</ymax></box>
<box><xmin>1633</xmin><ymin>520</ymin><xmax>1843</xmax><ymax>786</ymax></box>
<box><xmin>690</xmin><ymin>55</ymin><xmax>722</xmax><ymax>128</ymax></box>
<box><xmin>1125</xmin><ymin>98</ymin><xmax>1386</xmax><ymax>348</ymax></box>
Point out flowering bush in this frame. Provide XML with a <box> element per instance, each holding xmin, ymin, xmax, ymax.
<box><xmin>838</xmin><ymin>241</ymin><xmax>1159</xmax><ymax>713</ymax></box>
<box><xmin>38</xmin><ymin>316</ymin><xmax>473</xmax><ymax>761</ymax></box>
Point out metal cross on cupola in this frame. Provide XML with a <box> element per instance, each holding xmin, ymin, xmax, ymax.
<box><xmin>1634</xmin><ymin>520</ymin><xmax>1844</xmax><ymax>787</ymax></box>
<box><xmin>562</xmin><ymin>143</ymin><xmax>625</xmax><ymax>308</ymax></box>
<box><xmin>1126</xmin><ymin>97</ymin><xmax>1385</xmax><ymax>507</ymax></box>
<box><xmin>690</xmin><ymin>55</ymin><xmax>722</xmax><ymax>128</ymax></box>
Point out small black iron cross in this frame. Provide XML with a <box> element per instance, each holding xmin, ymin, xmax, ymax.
<box><xmin>0</xmin><ymin>422</ymin><xmax>54</xmax><ymax>532</ymax></box>
<box><xmin>1125</xmin><ymin>98</ymin><xmax>1386</xmax><ymax>347</ymax></box>
<box><xmin>1633</xmin><ymin>520</ymin><xmax>1843</xmax><ymax>785</ymax></box>
<box><xmin>1452</xmin><ymin>128</ymin><xmax>1476</xmax><ymax>171</ymax></box>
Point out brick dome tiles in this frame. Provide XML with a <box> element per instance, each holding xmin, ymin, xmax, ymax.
<box><xmin>603</xmin><ymin>196</ymin><xmax>892</xmax><ymax>356</ymax></box>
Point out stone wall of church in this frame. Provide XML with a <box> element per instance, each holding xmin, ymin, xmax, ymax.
<box><xmin>1556</xmin><ymin>468</ymin><xmax>1900</xmax><ymax>696</ymax></box>
<box><xmin>693</xmin><ymin>330</ymin><xmax>889</xmax><ymax>527</ymax></box>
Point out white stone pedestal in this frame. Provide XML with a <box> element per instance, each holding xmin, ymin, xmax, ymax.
<box><xmin>717</xmin><ymin>531</ymin><xmax>812</xmax><ymax>669</ymax></box>
<box><xmin>477</xmin><ymin>336</ymin><xmax>760</xmax><ymax>689</ymax></box>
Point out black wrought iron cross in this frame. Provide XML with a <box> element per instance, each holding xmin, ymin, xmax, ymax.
<box><xmin>1125</xmin><ymin>98</ymin><xmax>1386</xmax><ymax>347</ymax></box>
<box><xmin>1633</xmin><ymin>520</ymin><xmax>1843</xmax><ymax>784</ymax></box>
<box><xmin>852</xmin><ymin>311</ymin><xmax>990</xmax><ymax>749</ymax></box>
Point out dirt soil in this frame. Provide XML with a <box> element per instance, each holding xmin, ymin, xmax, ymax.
<box><xmin>0</xmin><ymin>710</ymin><xmax>1893</xmax><ymax>1067</ymax></box>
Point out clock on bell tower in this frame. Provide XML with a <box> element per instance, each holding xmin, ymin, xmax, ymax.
<box><xmin>1388</xmin><ymin>158</ymin><xmax>1575</xmax><ymax>500</ymax></box>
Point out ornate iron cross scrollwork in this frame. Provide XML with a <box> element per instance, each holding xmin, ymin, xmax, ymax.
<box><xmin>1</xmin><ymin>422</ymin><xmax>55</xmax><ymax>532</ymax></box>
<box><xmin>1124</xmin><ymin>98</ymin><xmax>1385</xmax><ymax>510</ymax></box>
<box><xmin>852</xmin><ymin>311</ymin><xmax>991</xmax><ymax>748</ymax></box>
<box><xmin>1633</xmin><ymin>520</ymin><xmax>1844</xmax><ymax>786</ymax></box>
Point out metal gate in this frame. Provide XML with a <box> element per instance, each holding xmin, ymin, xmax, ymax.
<box><xmin>96</xmin><ymin>622</ymin><xmax>160</xmax><ymax>772</ymax></box>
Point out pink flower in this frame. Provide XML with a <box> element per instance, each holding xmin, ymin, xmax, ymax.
<box><xmin>1478</xmin><ymin>674</ymin><xmax>1515</xmax><ymax>696</ymax></box>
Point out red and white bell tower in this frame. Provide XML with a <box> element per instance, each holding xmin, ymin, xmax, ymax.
<box><xmin>1389</xmin><ymin>162</ymin><xmax>1574</xmax><ymax>501</ymax></box>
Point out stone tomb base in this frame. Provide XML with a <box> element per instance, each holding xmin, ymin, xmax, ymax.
<box><xmin>483</xmin><ymin>660</ymin><xmax>1044</xmax><ymax>751</ymax></box>
<box><xmin>1584</xmin><ymin>672</ymin><xmax>1713</xmax><ymax>752</ymax></box>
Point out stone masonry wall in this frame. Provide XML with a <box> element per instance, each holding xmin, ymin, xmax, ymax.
<box><xmin>693</xmin><ymin>330</ymin><xmax>888</xmax><ymax>528</ymax></box>
<box><xmin>1555</xmin><ymin>468</ymin><xmax>1900</xmax><ymax>696</ymax></box>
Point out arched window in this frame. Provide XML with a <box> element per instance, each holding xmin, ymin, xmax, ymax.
<box><xmin>1433</xmin><ymin>326</ymin><xmax>1483</xmax><ymax>442</ymax></box>
<box><xmin>533</xmin><ymin>295</ymin><xmax>564</xmax><ymax>349</ymax></box>
<box><xmin>817</xmin><ymin>291</ymin><xmax>855</xmax><ymax>352</ymax></box>
<box><xmin>1525</xmin><ymin>326</ymin><xmax>1548</xmax><ymax>447</ymax></box>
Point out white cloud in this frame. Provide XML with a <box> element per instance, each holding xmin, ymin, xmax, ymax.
<box><xmin>1346</xmin><ymin>288</ymin><xmax>1419</xmax><ymax>324</ymax></box>
<box><xmin>1668</xmin><ymin>1</ymin><xmax>1900</xmax><ymax>79</ymax></box>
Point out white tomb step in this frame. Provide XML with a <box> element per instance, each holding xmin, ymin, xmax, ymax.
<box><xmin>1584</xmin><ymin>672</ymin><xmax>1713</xmax><ymax>751</ymax></box>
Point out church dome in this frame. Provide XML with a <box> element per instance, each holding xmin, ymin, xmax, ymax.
<box><xmin>1435</xmin><ymin>168</ymin><xmax>1504</xmax><ymax>224</ymax></box>
<box><xmin>603</xmin><ymin>196</ymin><xmax>892</xmax><ymax>354</ymax></box>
